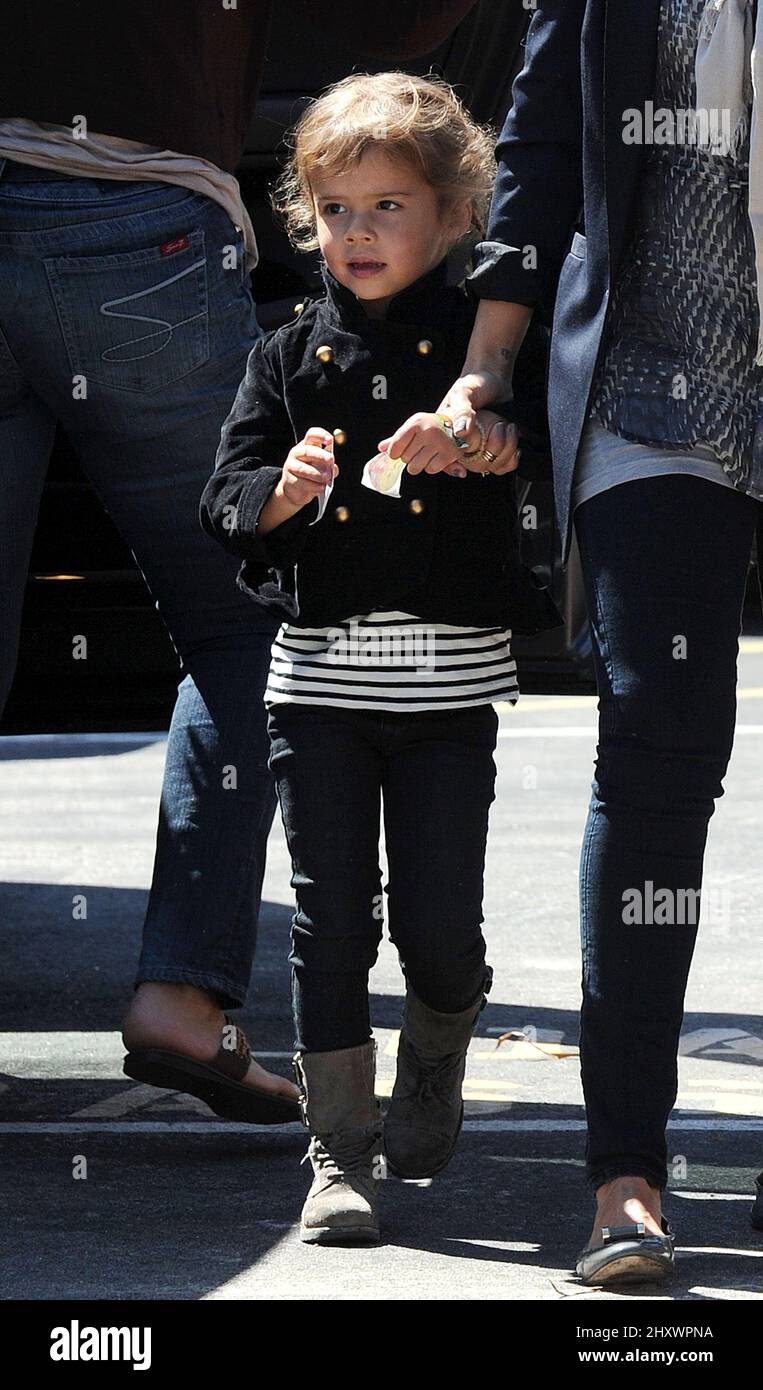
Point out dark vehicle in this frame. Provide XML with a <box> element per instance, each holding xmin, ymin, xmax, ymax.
<box><xmin>4</xmin><ymin>1</ymin><xmax>757</xmax><ymax>733</ymax></box>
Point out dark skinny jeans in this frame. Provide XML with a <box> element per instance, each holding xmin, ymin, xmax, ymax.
<box><xmin>574</xmin><ymin>473</ymin><xmax>760</xmax><ymax>1193</ymax></box>
<box><xmin>266</xmin><ymin>701</ymin><xmax>498</xmax><ymax>1052</ymax></box>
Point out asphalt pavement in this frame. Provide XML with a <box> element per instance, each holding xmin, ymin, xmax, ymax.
<box><xmin>1</xmin><ymin>639</ymin><xmax>762</xmax><ymax>1304</ymax></box>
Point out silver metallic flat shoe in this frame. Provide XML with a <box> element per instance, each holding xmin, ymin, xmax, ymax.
<box><xmin>575</xmin><ymin>1218</ymin><xmax>676</xmax><ymax>1287</ymax></box>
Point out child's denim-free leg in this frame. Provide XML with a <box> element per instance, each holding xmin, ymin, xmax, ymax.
<box><xmin>0</xmin><ymin>160</ymin><xmax>280</xmax><ymax>1008</ymax></box>
<box><xmin>266</xmin><ymin>702</ymin><xmax>498</xmax><ymax>1051</ymax></box>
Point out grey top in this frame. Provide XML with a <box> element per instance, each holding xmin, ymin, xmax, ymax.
<box><xmin>572</xmin><ymin>418</ymin><xmax>738</xmax><ymax>514</ymax></box>
<box><xmin>581</xmin><ymin>0</ymin><xmax>763</xmax><ymax>506</ymax></box>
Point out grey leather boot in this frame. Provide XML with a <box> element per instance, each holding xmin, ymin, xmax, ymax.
<box><xmin>293</xmin><ymin>1040</ymin><xmax>384</xmax><ymax>1244</ymax></box>
<box><xmin>384</xmin><ymin>970</ymin><xmax>492</xmax><ymax>1179</ymax></box>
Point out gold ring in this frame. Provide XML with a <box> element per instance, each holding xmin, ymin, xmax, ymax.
<box><xmin>480</xmin><ymin>448</ymin><xmax>497</xmax><ymax>464</ymax></box>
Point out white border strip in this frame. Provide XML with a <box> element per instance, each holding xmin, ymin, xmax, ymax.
<box><xmin>1</xmin><ymin>1118</ymin><xmax>761</xmax><ymax>1134</ymax></box>
<box><xmin>496</xmin><ymin>724</ymin><xmax>763</xmax><ymax>738</ymax></box>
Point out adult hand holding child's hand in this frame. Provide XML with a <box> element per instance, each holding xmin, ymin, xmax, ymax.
<box><xmin>439</xmin><ymin>371</ymin><xmax>522</xmax><ymax>476</ymax></box>
<box><xmin>377</xmin><ymin>403</ymin><xmax>520</xmax><ymax>480</ymax></box>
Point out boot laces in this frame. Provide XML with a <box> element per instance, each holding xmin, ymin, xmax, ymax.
<box><xmin>303</xmin><ymin>1130</ymin><xmax>380</xmax><ymax>1183</ymax></box>
<box><xmin>409</xmin><ymin>1049</ymin><xmax>461</xmax><ymax>1105</ymax></box>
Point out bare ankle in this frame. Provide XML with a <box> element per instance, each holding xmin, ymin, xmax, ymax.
<box><xmin>590</xmin><ymin>1175</ymin><xmax>663</xmax><ymax>1241</ymax></box>
<box><xmin>132</xmin><ymin>982</ymin><xmax>222</xmax><ymax>1014</ymax></box>
<box><xmin>596</xmin><ymin>1174</ymin><xmax>661</xmax><ymax>1204</ymax></box>
<box><xmin>122</xmin><ymin>982</ymin><xmax>225</xmax><ymax>1050</ymax></box>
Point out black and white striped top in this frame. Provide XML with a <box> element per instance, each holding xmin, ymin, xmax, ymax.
<box><xmin>263</xmin><ymin>610</ymin><xmax>519</xmax><ymax>712</ymax></box>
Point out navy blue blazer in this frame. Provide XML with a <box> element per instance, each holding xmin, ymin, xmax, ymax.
<box><xmin>468</xmin><ymin>0</ymin><xmax>661</xmax><ymax>564</ymax></box>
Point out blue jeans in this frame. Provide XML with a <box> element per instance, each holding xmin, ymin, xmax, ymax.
<box><xmin>0</xmin><ymin>157</ymin><xmax>280</xmax><ymax>1008</ymax></box>
<box><xmin>574</xmin><ymin>473</ymin><xmax>760</xmax><ymax>1192</ymax></box>
<box><xmin>266</xmin><ymin>701</ymin><xmax>498</xmax><ymax>1051</ymax></box>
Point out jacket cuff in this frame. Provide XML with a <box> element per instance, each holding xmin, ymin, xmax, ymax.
<box><xmin>466</xmin><ymin>240</ymin><xmax>543</xmax><ymax>308</ymax></box>
<box><xmin>235</xmin><ymin>468</ymin><xmax>318</xmax><ymax>566</ymax></box>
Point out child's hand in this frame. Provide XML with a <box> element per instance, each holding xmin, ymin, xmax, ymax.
<box><xmin>279</xmin><ymin>426</ymin><xmax>339</xmax><ymax>510</ymax></box>
<box><xmin>377</xmin><ymin>411</ymin><xmax>462</xmax><ymax>478</ymax></box>
<box><xmin>378</xmin><ymin>409</ymin><xmax>519</xmax><ymax>477</ymax></box>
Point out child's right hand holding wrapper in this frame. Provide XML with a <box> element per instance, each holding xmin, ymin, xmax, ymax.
<box><xmin>258</xmin><ymin>426</ymin><xmax>339</xmax><ymax>534</ymax></box>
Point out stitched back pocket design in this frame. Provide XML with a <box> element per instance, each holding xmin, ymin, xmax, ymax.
<box><xmin>44</xmin><ymin>228</ymin><xmax>209</xmax><ymax>394</ymax></box>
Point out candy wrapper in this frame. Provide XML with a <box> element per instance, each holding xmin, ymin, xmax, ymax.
<box><xmin>361</xmin><ymin>451</ymin><xmax>408</xmax><ymax>497</ymax></box>
<box><xmin>361</xmin><ymin>416</ymin><xmax>465</xmax><ymax>498</ymax></box>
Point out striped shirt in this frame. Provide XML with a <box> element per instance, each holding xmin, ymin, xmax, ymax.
<box><xmin>263</xmin><ymin>610</ymin><xmax>519</xmax><ymax>713</ymax></box>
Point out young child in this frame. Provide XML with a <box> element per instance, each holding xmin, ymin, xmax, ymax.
<box><xmin>200</xmin><ymin>71</ymin><xmax>560</xmax><ymax>1244</ymax></box>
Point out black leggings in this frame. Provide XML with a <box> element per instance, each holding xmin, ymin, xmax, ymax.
<box><xmin>574</xmin><ymin>473</ymin><xmax>760</xmax><ymax>1191</ymax></box>
<box><xmin>267</xmin><ymin>701</ymin><xmax>498</xmax><ymax>1052</ymax></box>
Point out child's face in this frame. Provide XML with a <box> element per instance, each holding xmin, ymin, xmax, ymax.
<box><xmin>311</xmin><ymin>148</ymin><xmax>471</xmax><ymax>319</ymax></box>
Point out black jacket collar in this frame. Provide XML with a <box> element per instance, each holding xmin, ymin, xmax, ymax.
<box><xmin>319</xmin><ymin>254</ymin><xmax>461</xmax><ymax>331</ymax></box>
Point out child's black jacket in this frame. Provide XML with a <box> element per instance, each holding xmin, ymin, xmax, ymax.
<box><xmin>199</xmin><ymin>255</ymin><xmax>561</xmax><ymax>634</ymax></box>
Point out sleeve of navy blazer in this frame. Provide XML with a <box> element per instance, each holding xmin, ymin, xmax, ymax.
<box><xmin>198</xmin><ymin>332</ymin><xmax>317</xmax><ymax>569</ymax></box>
<box><xmin>467</xmin><ymin>0</ymin><xmax>586</xmax><ymax>312</ymax></box>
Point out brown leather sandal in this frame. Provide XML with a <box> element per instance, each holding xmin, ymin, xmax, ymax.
<box><xmin>122</xmin><ymin>1014</ymin><xmax>300</xmax><ymax>1124</ymax></box>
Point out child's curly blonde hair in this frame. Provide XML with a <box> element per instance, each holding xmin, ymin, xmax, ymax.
<box><xmin>271</xmin><ymin>70</ymin><xmax>497</xmax><ymax>253</ymax></box>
